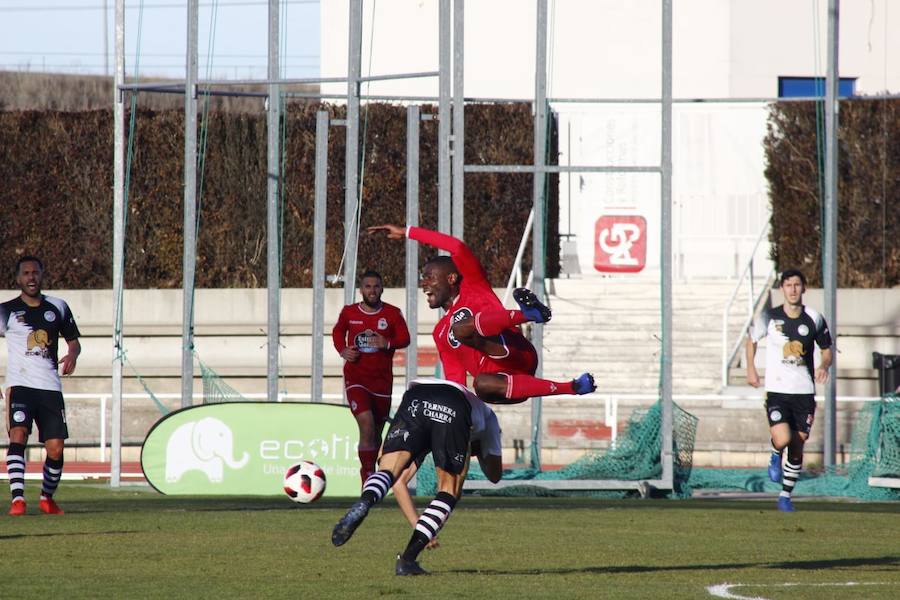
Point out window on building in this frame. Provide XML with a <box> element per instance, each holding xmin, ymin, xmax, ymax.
<box><xmin>778</xmin><ymin>77</ymin><xmax>856</xmax><ymax>98</ymax></box>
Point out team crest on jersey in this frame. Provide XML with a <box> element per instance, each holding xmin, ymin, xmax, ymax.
<box><xmin>377</xmin><ymin>317</ymin><xmax>388</xmax><ymax>330</ymax></box>
<box><xmin>44</xmin><ymin>310</ymin><xmax>56</xmax><ymax>323</ymax></box>
<box><xmin>797</xmin><ymin>324</ymin><xmax>809</xmax><ymax>336</ymax></box>
<box><xmin>447</xmin><ymin>308</ymin><xmax>473</xmax><ymax>348</ymax></box>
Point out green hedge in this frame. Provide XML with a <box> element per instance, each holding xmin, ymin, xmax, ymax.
<box><xmin>765</xmin><ymin>99</ymin><xmax>899</xmax><ymax>287</ymax></box>
<box><xmin>0</xmin><ymin>103</ymin><xmax>559</xmax><ymax>289</ymax></box>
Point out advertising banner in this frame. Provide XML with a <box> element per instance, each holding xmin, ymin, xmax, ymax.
<box><xmin>141</xmin><ymin>402</ymin><xmax>360</xmax><ymax>496</ymax></box>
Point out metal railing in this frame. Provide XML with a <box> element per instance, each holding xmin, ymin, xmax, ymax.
<box><xmin>502</xmin><ymin>207</ymin><xmax>535</xmax><ymax>306</ymax></box>
<box><xmin>720</xmin><ymin>222</ymin><xmax>776</xmax><ymax>387</ymax></box>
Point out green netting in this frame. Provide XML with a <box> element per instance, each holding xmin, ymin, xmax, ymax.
<box><xmin>684</xmin><ymin>395</ymin><xmax>900</xmax><ymax>501</ymax></box>
<box><xmin>417</xmin><ymin>401</ymin><xmax>699</xmax><ymax>498</ymax></box>
<box><xmin>416</xmin><ymin>396</ymin><xmax>900</xmax><ymax>501</ymax></box>
<box><xmin>198</xmin><ymin>358</ymin><xmax>249</xmax><ymax>403</ymax></box>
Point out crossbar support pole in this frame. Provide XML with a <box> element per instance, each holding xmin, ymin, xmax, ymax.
<box><xmin>312</xmin><ymin>111</ymin><xmax>330</xmax><ymax>403</ymax></box>
<box><xmin>823</xmin><ymin>0</ymin><xmax>840</xmax><ymax>467</ymax></box>
<box><xmin>438</xmin><ymin>0</ymin><xmax>451</xmax><ymax>237</ymax></box>
<box><xmin>110</xmin><ymin>0</ymin><xmax>126</xmax><ymax>488</ymax></box>
<box><xmin>405</xmin><ymin>106</ymin><xmax>421</xmax><ymax>386</ymax></box>
<box><xmin>344</xmin><ymin>0</ymin><xmax>363</xmax><ymax>304</ymax></box>
<box><xmin>266</xmin><ymin>0</ymin><xmax>281</xmax><ymax>401</ymax></box>
<box><xmin>530</xmin><ymin>0</ymin><xmax>548</xmax><ymax>471</ymax></box>
<box><xmin>660</xmin><ymin>0</ymin><xmax>675</xmax><ymax>488</ymax></box>
<box><xmin>451</xmin><ymin>0</ymin><xmax>465</xmax><ymax>240</ymax></box>
<box><xmin>181</xmin><ymin>0</ymin><xmax>199</xmax><ymax>409</ymax></box>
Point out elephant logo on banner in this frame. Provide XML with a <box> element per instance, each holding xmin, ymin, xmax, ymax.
<box><xmin>594</xmin><ymin>215</ymin><xmax>647</xmax><ymax>273</ymax></box>
<box><xmin>165</xmin><ymin>417</ymin><xmax>250</xmax><ymax>483</ymax></box>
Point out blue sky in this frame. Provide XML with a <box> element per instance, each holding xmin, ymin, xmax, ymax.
<box><xmin>0</xmin><ymin>0</ymin><xmax>320</xmax><ymax>79</ymax></box>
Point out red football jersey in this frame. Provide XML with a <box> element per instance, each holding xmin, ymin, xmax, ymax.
<box><xmin>409</xmin><ymin>226</ymin><xmax>527</xmax><ymax>385</ymax></box>
<box><xmin>332</xmin><ymin>302</ymin><xmax>410</xmax><ymax>391</ymax></box>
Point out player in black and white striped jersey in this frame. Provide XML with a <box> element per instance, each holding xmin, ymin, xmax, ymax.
<box><xmin>331</xmin><ymin>379</ymin><xmax>477</xmax><ymax>575</ymax></box>
<box><xmin>391</xmin><ymin>378</ymin><xmax>503</xmax><ymax>549</ymax></box>
<box><xmin>746</xmin><ymin>269</ymin><xmax>833</xmax><ymax>512</ymax></box>
<box><xmin>1</xmin><ymin>256</ymin><xmax>81</xmax><ymax>516</ymax></box>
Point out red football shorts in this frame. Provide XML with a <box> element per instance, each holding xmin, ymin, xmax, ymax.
<box><xmin>344</xmin><ymin>382</ymin><xmax>393</xmax><ymax>424</ymax></box>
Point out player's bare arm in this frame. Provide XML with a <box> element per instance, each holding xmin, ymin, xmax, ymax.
<box><xmin>815</xmin><ymin>347</ymin><xmax>833</xmax><ymax>384</ymax></box>
<box><xmin>368</xmin><ymin>224</ymin><xmax>406</xmax><ymax>240</ymax></box>
<box><xmin>745</xmin><ymin>337</ymin><xmax>760</xmax><ymax>387</ymax></box>
<box><xmin>60</xmin><ymin>338</ymin><xmax>81</xmax><ymax>376</ymax></box>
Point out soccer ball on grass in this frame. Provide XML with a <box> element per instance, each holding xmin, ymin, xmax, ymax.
<box><xmin>283</xmin><ymin>461</ymin><xmax>327</xmax><ymax>503</ymax></box>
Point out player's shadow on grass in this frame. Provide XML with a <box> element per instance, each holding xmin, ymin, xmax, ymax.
<box><xmin>0</xmin><ymin>530</ymin><xmax>137</xmax><ymax>540</ymax></box>
<box><xmin>447</xmin><ymin>554</ymin><xmax>900</xmax><ymax>576</ymax></box>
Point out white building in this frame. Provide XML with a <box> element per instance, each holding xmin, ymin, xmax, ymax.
<box><xmin>319</xmin><ymin>0</ymin><xmax>899</xmax><ymax>277</ymax></box>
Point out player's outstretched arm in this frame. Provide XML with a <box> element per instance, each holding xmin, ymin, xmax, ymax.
<box><xmin>368</xmin><ymin>224</ymin><xmax>406</xmax><ymax>240</ymax></box>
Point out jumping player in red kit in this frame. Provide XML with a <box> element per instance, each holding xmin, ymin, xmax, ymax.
<box><xmin>368</xmin><ymin>225</ymin><xmax>595</xmax><ymax>403</ymax></box>
<box><xmin>332</xmin><ymin>270</ymin><xmax>411</xmax><ymax>483</ymax></box>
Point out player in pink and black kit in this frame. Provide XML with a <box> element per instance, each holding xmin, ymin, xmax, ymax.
<box><xmin>368</xmin><ymin>225</ymin><xmax>595</xmax><ymax>403</ymax></box>
<box><xmin>332</xmin><ymin>270</ymin><xmax>411</xmax><ymax>484</ymax></box>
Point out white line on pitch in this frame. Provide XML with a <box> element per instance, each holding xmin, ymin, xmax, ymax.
<box><xmin>707</xmin><ymin>581</ymin><xmax>890</xmax><ymax>600</ymax></box>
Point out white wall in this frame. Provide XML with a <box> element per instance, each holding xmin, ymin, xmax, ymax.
<box><xmin>319</xmin><ymin>0</ymin><xmax>899</xmax><ymax>277</ymax></box>
<box><xmin>321</xmin><ymin>0</ymin><xmax>900</xmax><ymax>98</ymax></box>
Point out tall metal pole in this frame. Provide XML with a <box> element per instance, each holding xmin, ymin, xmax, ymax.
<box><xmin>103</xmin><ymin>0</ymin><xmax>109</xmax><ymax>77</ymax></box>
<box><xmin>181</xmin><ymin>0</ymin><xmax>198</xmax><ymax>408</ymax></box>
<box><xmin>438</xmin><ymin>0</ymin><xmax>451</xmax><ymax>236</ymax></box>
<box><xmin>823</xmin><ymin>0</ymin><xmax>840</xmax><ymax>467</ymax></box>
<box><xmin>660</xmin><ymin>0</ymin><xmax>674</xmax><ymax>487</ymax></box>
<box><xmin>405</xmin><ymin>106</ymin><xmax>420</xmax><ymax>386</ymax></box>
<box><xmin>344</xmin><ymin>0</ymin><xmax>363</xmax><ymax>305</ymax></box>
<box><xmin>530</xmin><ymin>0</ymin><xmax>548</xmax><ymax>470</ymax></box>
<box><xmin>266</xmin><ymin>0</ymin><xmax>281</xmax><ymax>401</ymax></box>
<box><xmin>312</xmin><ymin>111</ymin><xmax>329</xmax><ymax>403</ymax></box>
<box><xmin>110</xmin><ymin>0</ymin><xmax>125</xmax><ymax>488</ymax></box>
<box><xmin>451</xmin><ymin>0</ymin><xmax>465</xmax><ymax>240</ymax></box>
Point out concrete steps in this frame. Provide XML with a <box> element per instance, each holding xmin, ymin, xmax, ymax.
<box><xmin>539</xmin><ymin>274</ymin><xmax>757</xmax><ymax>394</ymax></box>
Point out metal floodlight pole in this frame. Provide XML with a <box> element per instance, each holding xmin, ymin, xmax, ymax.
<box><xmin>451</xmin><ymin>0</ymin><xmax>465</xmax><ymax>240</ymax></box>
<box><xmin>110</xmin><ymin>0</ymin><xmax>125</xmax><ymax>488</ymax></box>
<box><xmin>530</xmin><ymin>0</ymin><xmax>548</xmax><ymax>471</ymax></box>
<box><xmin>438</xmin><ymin>0</ymin><xmax>452</xmax><ymax>237</ymax></box>
<box><xmin>823</xmin><ymin>0</ymin><xmax>840</xmax><ymax>467</ymax></box>
<box><xmin>660</xmin><ymin>0</ymin><xmax>675</xmax><ymax>488</ymax></box>
<box><xmin>181</xmin><ymin>0</ymin><xmax>198</xmax><ymax>409</ymax></box>
<box><xmin>312</xmin><ymin>111</ymin><xmax>330</xmax><ymax>403</ymax></box>
<box><xmin>406</xmin><ymin>106</ymin><xmax>421</xmax><ymax>386</ymax></box>
<box><xmin>344</xmin><ymin>0</ymin><xmax>362</xmax><ymax>305</ymax></box>
<box><xmin>266</xmin><ymin>0</ymin><xmax>281</xmax><ymax>401</ymax></box>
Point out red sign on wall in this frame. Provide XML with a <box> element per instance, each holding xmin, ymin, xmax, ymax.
<box><xmin>594</xmin><ymin>215</ymin><xmax>647</xmax><ymax>273</ymax></box>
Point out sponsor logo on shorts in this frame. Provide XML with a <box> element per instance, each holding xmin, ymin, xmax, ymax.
<box><xmin>798</xmin><ymin>324</ymin><xmax>809</xmax><ymax>336</ymax></box>
<box><xmin>408</xmin><ymin>398</ymin><xmax>420</xmax><ymax>418</ymax></box>
<box><xmin>422</xmin><ymin>401</ymin><xmax>457</xmax><ymax>424</ymax></box>
<box><xmin>13</xmin><ymin>410</ymin><xmax>26</xmax><ymax>423</ymax></box>
<box><xmin>44</xmin><ymin>310</ymin><xmax>56</xmax><ymax>322</ymax></box>
<box><xmin>388</xmin><ymin>427</ymin><xmax>405</xmax><ymax>440</ymax></box>
<box><xmin>447</xmin><ymin>308</ymin><xmax>473</xmax><ymax>348</ymax></box>
<box><xmin>350</xmin><ymin>400</ymin><xmax>358</xmax><ymax>412</ymax></box>
<box><xmin>769</xmin><ymin>410</ymin><xmax>783</xmax><ymax>422</ymax></box>
<box><xmin>453</xmin><ymin>453</ymin><xmax>465</xmax><ymax>463</ymax></box>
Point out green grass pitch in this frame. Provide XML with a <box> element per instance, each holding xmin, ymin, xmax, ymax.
<box><xmin>2</xmin><ymin>484</ymin><xmax>899</xmax><ymax>599</ymax></box>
